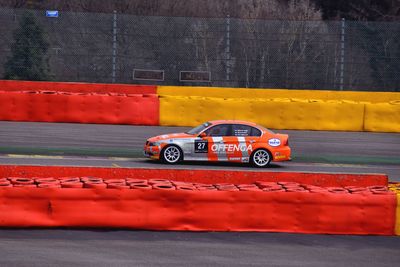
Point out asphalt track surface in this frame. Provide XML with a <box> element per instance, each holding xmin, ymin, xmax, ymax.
<box><xmin>0</xmin><ymin>230</ymin><xmax>399</xmax><ymax>267</ymax></box>
<box><xmin>1</xmin><ymin>121</ymin><xmax>400</xmax><ymax>266</ymax></box>
<box><xmin>0</xmin><ymin>121</ymin><xmax>399</xmax><ymax>180</ymax></box>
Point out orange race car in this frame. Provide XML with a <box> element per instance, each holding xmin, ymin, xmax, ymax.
<box><xmin>144</xmin><ymin>120</ymin><xmax>291</xmax><ymax>167</ymax></box>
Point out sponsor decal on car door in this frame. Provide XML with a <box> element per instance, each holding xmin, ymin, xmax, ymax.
<box><xmin>220</xmin><ymin>136</ymin><xmax>246</xmax><ymax>162</ymax></box>
<box><xmin>209</xmin><ymin>136</ymin><xmax>227</xmax><ymax>161</ymax></box>
<box><xmin>205</xmin><ymin>136</ymin><xmax>253</xmax><ymax>162</ymax></box>
<box><xmin>238</xmin><ymin>136</ymin><xmax>252</xmax><ymax>162</ymax></box>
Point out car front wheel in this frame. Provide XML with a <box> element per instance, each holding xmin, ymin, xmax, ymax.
<box><xmin>250</xmin><ymin>149</ymin><xmax>271</xmax><ymax>167</ymax></box>
<box><xmin>161</xmin><ymin>145</ymin><xmax>182</xmax><ymax>164</ymax></box>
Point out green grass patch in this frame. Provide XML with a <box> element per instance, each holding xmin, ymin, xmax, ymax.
<box><xmin>292</xmin><ymin>153</ymin><xmax>400</xmax><ymax>165</ymax></box>
<box><xmin>0</xmin><ymin>146</ymin><xmax>143</xmax><ymax>158</ymax></box>
<box><xmin>1</xmin><ymin>147</ymin><xmax>399</xmax><ymax>165</ymax></box>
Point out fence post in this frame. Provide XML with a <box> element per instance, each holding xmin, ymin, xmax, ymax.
<box><xmin>225</xmin><ymin>14</ymin><xmax>231</xmax><ymax>82</ymax></box>
<box><xmin>339</xmin><ymin>18</ymin><xmax>346</xmax><ymax>90</ymax></box>
<box><xmin>112</xmin><ymin>10</ymin><xmax>117</xmax><ymax>83</ymax></box>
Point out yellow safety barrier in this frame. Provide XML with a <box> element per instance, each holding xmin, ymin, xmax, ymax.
<box><xmin>158</xmin><ymin>86</ymin><xmax>400</xmax><ymax>132</ymax></box>
<box><xmin>364</xmin><ymin>102</ymin><xmax>400</xmax><ymax>132</ymax></box>
<box><xmin>158</xmin><ymin>86</ymin><xmax>400</xmax><ymax>103</ymax></box>
<box><xmin>159</xmin><ymin>95</ymin><xmax>365</xmax><ymax>131</ymax></box>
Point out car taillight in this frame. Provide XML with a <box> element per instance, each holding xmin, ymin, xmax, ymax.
<box><xmin>285</xmin><ymin>139</ymin><xmax>289</xmax><ymax>146</ymax></box>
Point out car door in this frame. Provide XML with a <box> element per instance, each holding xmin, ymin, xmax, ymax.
<box><xmin>228</xmin><ymin>124</ymin><xmax>262</xmax><ymax>162</ymax></box>
<box><xmin>197</xmin><ymin>124</ymin><xmax>232</xmax><ymax>161</ymax></box>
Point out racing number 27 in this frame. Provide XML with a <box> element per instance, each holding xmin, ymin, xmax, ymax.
<box><xmin>195</xmin><ymin>140</ymin><xmax>208</xmax><ymax>153</ymax></box>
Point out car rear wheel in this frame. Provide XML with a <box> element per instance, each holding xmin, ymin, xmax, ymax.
<box><xmin>161</xmin><ymin>145</ymin><xmax>182</xmax><ymax>164</ymax></box>
<box><xmin>251</xmin><ymin>149</ymin><xmax>271</xmax><ymax>167</ymax></box>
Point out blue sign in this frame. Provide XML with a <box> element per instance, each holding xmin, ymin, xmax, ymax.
<box><xmin>46</xmin><ymin>10</ymin><xmax>59</xmax><ymax>18</ymax></box>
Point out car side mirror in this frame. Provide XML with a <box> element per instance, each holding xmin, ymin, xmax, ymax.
<box><xmin>199</xmin><ymin>132</ymin><xmax>207</xmax><ymax>138</ymax></box>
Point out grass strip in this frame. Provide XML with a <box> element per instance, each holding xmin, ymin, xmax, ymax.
<box><xmin>1</xmin><ymin>147</ymin><xmax>399</xmax><ymax>165</ymax></box>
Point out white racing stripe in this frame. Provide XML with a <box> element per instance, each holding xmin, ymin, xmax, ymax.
<box><xmin>237</xmin><ymin>137</ymin><xmax>250</xmax><ymax>160</ymax></box>
<box><xmin>211</xmin><ymin>136</ymin><xmax>227</xmax><ymax>161</ymax></box>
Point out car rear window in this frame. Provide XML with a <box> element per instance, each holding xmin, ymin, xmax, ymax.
<box><xmin>250</xmin><ymin>127</ymin><xmax>262</xmax><ymax>136</ymax></box>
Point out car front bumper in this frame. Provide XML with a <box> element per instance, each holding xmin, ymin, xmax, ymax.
<box><xmin>143</xmin><ymin>145</ymin><xmax>161</xmax><ymax>160</ymax></box>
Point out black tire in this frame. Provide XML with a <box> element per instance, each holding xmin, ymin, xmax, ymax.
<box><xmin>250</xmin><ymin>148</ymin><xmax>272</xmax><ymax>167</ymax></box>
<box><xmin>160</xmin><ymin>145</ymin><xmax>183</xmax><ymax>164</ymax></box>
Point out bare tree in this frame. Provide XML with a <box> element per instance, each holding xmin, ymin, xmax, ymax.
<box><xmin>232</xmin><ymin>0</ymin><xmax>326</xmax><ymax>88</ymax></box>
<box><xmin>279</xmin><ymin>0</ymin><xmax>324</xmax><ymax>88</ymax></box>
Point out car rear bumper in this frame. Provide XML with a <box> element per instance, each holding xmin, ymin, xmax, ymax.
<box><xmin>272</xmin><ymin>146</ymin><xmax>291</xmax><ymax>162</ymax></box>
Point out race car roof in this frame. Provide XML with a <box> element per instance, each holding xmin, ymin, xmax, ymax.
<box><xmin>209</xmin><ymin>120</ymin><xmax>258</xmax><ymax>126</ymax></box>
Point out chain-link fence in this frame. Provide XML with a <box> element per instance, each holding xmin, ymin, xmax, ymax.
<box><xmin>0</xmin><ymin>8</ymin><xmax>399</xmax><ymax>91</ymax></box>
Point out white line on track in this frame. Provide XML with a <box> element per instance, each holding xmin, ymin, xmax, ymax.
<box><xmin>7</xmin><ymin>154</ymin><xmax>64</xmax><ymax>159</ymax></box>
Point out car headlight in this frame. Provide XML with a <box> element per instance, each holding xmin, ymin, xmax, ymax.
<box><xmin>148</xmin><ymin>141</ymin><xmax>160</xmax><ymax>147</ymax></box>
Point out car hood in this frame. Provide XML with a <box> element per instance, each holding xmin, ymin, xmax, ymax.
<box><xmin>148</xmin><ymin>132</ymin><xmax>195</xmax><ymax>142</ymax></box>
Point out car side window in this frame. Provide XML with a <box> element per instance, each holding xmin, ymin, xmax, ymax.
<box><xmin>232</xmin><ymin>124</ymin><xmax>252</xmax><ymax>137</ymax></box>
<box><xmin>232</xmin><ymin>124</ymin><xmax>262</xmax><ymax>137</ymax></box>
<box><xmin>250</xmin><ymin>127</ymin><xmax>262</xmax><ymax>137</ymax></box>
<box><xmin>205</xmin><ymin>124</ymin><xmax>231</xmax><ymax>136</ymax></box>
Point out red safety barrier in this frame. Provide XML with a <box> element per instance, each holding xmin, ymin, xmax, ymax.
<box><xmin>127</xmin><ymin>178</ymin><xmax>148</xmax><ymax>185</ymax></box>
<box><xmin>0</xmin><ymin>186</ymin><xmax>396</xmax><ymax>235</ymax></box>
<box><xmin>107</xmin><ymin>183</ymin><xmax>130</xmax><ymax>189</ymax></box>
<box><xmin>38</xmin><ymin>183</ymin><xmax>61</xmax><ymax>188</ymax></box>
<box><xmin>0</xmin><ymin>80</ymin><xmax>156</xmax><ymax>94</ymax></box>
<box><xmin>131</xmin><ymin>184</ymin><xmax>152</xmax><ymax>190</ymax></box>
<box><xmin>10</xmin><ymin>177</ymin><xmax>34</xmax><ymax>185</ymax></box>
<box><xmin>60</xmin><ymin>177</ymin><xmax>80</xmax><ymax>183</ymax></box>
<box><xmin>152</xmin><ymin>184</ymin><xmax>176</xmax><ymax>190</ymax></box>
<box><xmin>0</xmin><ymin>165</ymin><xmax>388</xmax><ymax>187</ymax></box>
<box><xmin>35</xmin><ymin>178</ymin><xmax>59</xmax><ymax>184</ymax></box>
<box><xmin>0</xmin><ymin>90</ymin><xmax>159</xmax><ymax>125</ymax></box>
<box><xmin>4</xmin><ymin>176</ymin><xmax>391</xmax><ymax>194</ymax></box>
<box><xmin>61</xmin><ymin>182</ymin><xmax>83</xmax><ymax>188</ymax></box>
<box><xmin>105</xmin><ymin>179</ymin><xmax>125</xmax><ymax>184</ymax></box>
<box><xmin>176</xmin><ymin>185</ymin><xmax>195</xmax><ymax>191</ymax></box>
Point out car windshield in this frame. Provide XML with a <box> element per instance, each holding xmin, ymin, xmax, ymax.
<box><xmin>186</xmin><ymin>122</ymin><xmax>211</xmax><ymax>135</ymax></box>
